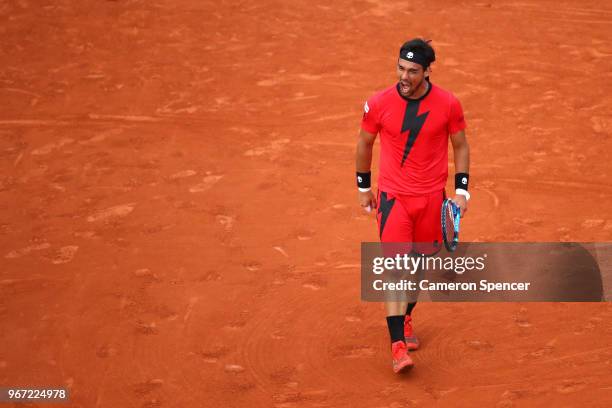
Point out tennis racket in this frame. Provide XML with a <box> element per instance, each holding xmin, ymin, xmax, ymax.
<box><xmin>441</xmin><ymin>198</ymin><xmax>460</xmax><ymax>252</ymax></box>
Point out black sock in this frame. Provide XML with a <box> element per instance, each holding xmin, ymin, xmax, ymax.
<box><xmin>386</xmin><ymin>315</ymin><xmax>405</xmax><ymax>343</ymax></box>
<box><xmin>406</xmin><ymin>302</ymin><xmax>416</xmax><ymax>316</ymax></box>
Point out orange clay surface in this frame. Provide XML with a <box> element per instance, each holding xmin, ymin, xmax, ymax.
<box><xmin>1</xmin><ymin>1</ymin><xmax>612</xmax><ymax>407</ymax></box>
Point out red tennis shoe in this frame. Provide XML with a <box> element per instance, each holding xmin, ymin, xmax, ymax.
<box><xmin>404</xmin><ymin>315</ymin><xmax>420</xmax><ymax>351</ymax></box>
<box><xmin>391</xmin><ymin>341</ymin><xmax>414</xmax><ymax>373</ymax></box>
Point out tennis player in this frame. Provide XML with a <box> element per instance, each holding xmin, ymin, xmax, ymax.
<box><xmin>355</xmin><ymin>38</ymin><xmax>471</xmax><ymax>373</ymax></box>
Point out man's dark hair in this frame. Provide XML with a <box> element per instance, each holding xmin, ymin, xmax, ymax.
<box><xmin>399</xmin><ymin>38</ymin><xmax>436</xmax><ymax>68</ymax></box>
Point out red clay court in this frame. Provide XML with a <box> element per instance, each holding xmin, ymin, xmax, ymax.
<box><xmin>1</xmin><ymin>0</ymin><xmax>612</xmax><ymax>406</ymax></box>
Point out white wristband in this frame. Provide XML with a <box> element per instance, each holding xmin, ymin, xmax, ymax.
<box><xmin>455</xmin><ymin>188</ymin><xmax>470</xmax><ymax>201</ymax></box>
<box><xmin>358</xmin><ymin>187</ymin><xmax>371</xmax><ymax>192</ymax></box>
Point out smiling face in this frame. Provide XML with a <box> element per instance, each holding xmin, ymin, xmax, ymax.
<box><xmin>397</xmin><ymin>58</ymin><xmax>430</xmax><ymax>98</ymax></box>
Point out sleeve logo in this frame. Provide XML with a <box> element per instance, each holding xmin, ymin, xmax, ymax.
<box><xmin>364</xmin><ymin>101</ymin><xmax>370</xmax><ymax>113</ymax></box>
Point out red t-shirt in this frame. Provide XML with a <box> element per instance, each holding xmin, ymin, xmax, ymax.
<box><xmin>361</xmin><ymin>83</ymin><xmax>466</xmax><ymax>195</ymax></box>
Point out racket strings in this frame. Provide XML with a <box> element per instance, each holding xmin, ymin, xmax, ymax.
<box><xmin>445</xmin><ymin>204</ymin><xmax>455</xmax><ymax>236</ymax></box>
<box><xmin>441</xmin><ymin>199</ymin><xmax>460</xmax><ymax>252</ymax></box>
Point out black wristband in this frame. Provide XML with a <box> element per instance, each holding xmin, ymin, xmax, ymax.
<box><xmin>455</xmin><ymin>173</ymin><xmax>469</xmax><ymax>191</ymax></box>
<box><xmin>356</xmin><ymin>171</ymin><xmax>371</xmax><ymax>189</ymax></box>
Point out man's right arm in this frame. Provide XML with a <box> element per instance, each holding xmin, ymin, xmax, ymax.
<box><xmin>356</xmin><ymin>128</ymin><xmax>377</xmax><ymax>211</ymax></box>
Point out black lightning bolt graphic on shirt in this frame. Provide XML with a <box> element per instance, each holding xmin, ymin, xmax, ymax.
<box><xmin>401</xmin><ymin>100</ymin><xmax>430</xmax><ymax>166</ymax></box>
<box><xmin>377</xmin><ymin>191</ymin><xmax>396</xmax><ymax>239</ymax></box>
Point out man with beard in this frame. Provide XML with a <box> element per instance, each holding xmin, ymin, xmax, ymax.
<box><xmin>356</xmin><ymin>38</ymin><xmax>471</xmax><ymax>373</ymax></box>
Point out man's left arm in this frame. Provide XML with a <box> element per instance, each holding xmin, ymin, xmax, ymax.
<box><xmin>450</xmin><ymin>130</ymin><xmax>470</xmax><ymax>217</ymax></box>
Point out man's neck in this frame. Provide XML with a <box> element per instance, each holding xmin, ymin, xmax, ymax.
<box><xmin>397</xmin><ymin>80</ymin><xmax>431</xmax><ymax>101</ymax></box>
<box><xmin>409</xmin><ymin>80</ymin><xmax>429</xmax><ymax>100</ymax></box>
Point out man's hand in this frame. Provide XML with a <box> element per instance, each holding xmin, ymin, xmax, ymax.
<box><xmin>452</xmin><ymin>194</ymin><xmax>468</xmax><ymax>217</ymax></box>
<box><xmin>359</xmin><ymin>190</ymin><xmax>377</xmax><ymax>213</ymax></box>
<box><xmin>356</xmin><ymin>128</ymin><xmax>377</xmax><ymax>213</ymax></box>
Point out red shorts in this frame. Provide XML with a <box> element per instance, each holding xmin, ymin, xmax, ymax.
<box><xmin>376</xmin><ymin>189</ymin><xmax>444</xmax><ymax>254</ymax></box>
